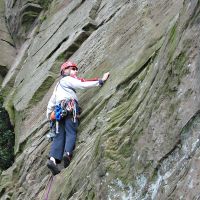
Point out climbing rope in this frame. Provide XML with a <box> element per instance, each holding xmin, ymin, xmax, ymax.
<box><xmin>42</xmin><ymin>175</ymin><xmax>55</xmax><ymax>200</ymax></box>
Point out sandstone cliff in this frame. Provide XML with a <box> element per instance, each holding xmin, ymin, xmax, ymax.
<box><xmin>0</xmin><ymin>0</ymin><xmax>200</xmax><ymax>199</ymax></box>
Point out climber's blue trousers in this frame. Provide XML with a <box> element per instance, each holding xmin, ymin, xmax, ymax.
<box><xmin>49</xmin><ymin>117</ymin><xmax>78</xmax><ymax>161</ymax></box>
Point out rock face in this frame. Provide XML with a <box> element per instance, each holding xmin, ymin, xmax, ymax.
<box><xmin>0</xmin><ymin>0</ymin><xmax>200</xmax><ymax>199</ymax></box>
<box><xmin>4</xmin><ymin>0</ymin><xmax>42</xmax><ymax>47</ymax></box>
<box><xmin>0</xmin><ymin>0</ymin><xmax>16</xmax><ymax>83</ymax></box>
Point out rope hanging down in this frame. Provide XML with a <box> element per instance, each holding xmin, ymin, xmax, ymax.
<box><xmin>43</xmin><ymin>175</ymin><xmax>55</xmax><ymax>200</ymax></box>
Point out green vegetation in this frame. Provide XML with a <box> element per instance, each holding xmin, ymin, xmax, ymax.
<box><xmin>29</xmin><ymin>75</ymin><xmax>55</xmax><ymax>106</ymax></box>
<box><xmin>0</xmin><ymin>95</ymin><xmax>15</xmax><ymax>171</ymax></box>
<box><xmin>38</xmin><ymin>0</ymin><xmax>54</xmax><ymax>10</ymax></box>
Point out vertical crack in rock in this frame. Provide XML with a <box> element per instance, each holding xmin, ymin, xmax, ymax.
<box><xmin>116</xmin><ymin>50</ymin><xmax>158</xmax><ymax>91</ymax></box>
<box><xmin>31</xmin><ymin>22</ymin><xmax>98</xmax><ymax>106</ymax></box>
<box><xmin>1</xmin><ymin>0</ymin><xmax>200</xmax><ymax>199</ymax></box>
<box><xmin>97</xmin><ymin>0</ymin><xmax>130</xmax><ymax>28</ymax></box>
<box><xmin>54</xmin><ymin>21</ymin><xmax>98</xmax><ymax>63</ymax></box>
<box><xmin>146</xmin><ymin>111</ymin><xmax>200</xmax><ymax>199</ymax></box>
<box><xmin>68</xmin><ymin>0</ymin><xmax>86</xmax><ymax>16</ymax></box>
<box><xmin>36</xmin><ymin>36</ymin><xmax>69</xmax><ymax>69</ymax></box>
<box><xmin>31</xmin><ymin>16</ymin><xmax>69</xmax><ymax>57</ymax></box>
<box><xmin>183</xmin><ymin>0</ymin><xmax>199</xmax><ymax>29</ymax></box>
<box><xmin>29</xmin><ymin>75</ymin><xmax>55</xmax><ymax>106</ymax></box>
<box><xmin>101</xmin><ymin>7</ymin><xmax>121</xmax><ymax>25</ymax></box>
<box><xmin>0</xmin><ymin>39</ymin><xmax>16</xmax><ymax>48</ymax></box>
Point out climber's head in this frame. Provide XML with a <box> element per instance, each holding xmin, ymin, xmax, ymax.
<box><xmin>60</xmin><ymin>61</ymin><xmax>78</xmax><ymax>76</ymax></box>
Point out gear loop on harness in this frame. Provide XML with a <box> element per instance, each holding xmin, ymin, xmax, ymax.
<box><xmin>47</xmin><ymin>98</ymin><xmax>80</xmax><ymax>140</ymax></box>
<box><xmin>60</xmin><ymin>98</ymin><xmax>77</xmax><ymax>122</ymax></box>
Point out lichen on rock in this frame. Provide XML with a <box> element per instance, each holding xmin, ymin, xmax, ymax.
<box><xmin>0</xmin><ymin>0</ymin><xmax>200</xmax><ymax>199</ymax></box>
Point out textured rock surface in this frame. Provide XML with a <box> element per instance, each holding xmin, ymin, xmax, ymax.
<box><xmin>0</xmin><ymin>0</ymin><xmax>16</xmax><ymax>83</ymax></box>
<box><xmin>0</xmin><ymin>0</ymin><xmax>200</xmax><ymax>199</ymax></box>
<box><xmin>4</xmin><ymin>0</ymin><xmax>43</xmax><ymax>47</ymax></box>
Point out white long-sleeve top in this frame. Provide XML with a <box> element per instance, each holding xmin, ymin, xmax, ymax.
<box><xmin>46</xmin><ymin>75</ymin><xmax>102</xmax><ymax>119</ymax></box>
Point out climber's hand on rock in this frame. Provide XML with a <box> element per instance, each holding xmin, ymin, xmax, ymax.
<box><xmin>102</xmin><ymin>72</ymin><xmax>110</xmax><ymax>82</ymax></box>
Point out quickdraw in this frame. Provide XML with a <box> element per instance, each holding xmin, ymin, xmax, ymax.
<box><xmin>47</xmin><ymin>99</ymin><xmax>78</xmax><ymax>139</ymax></box>
<box><xmin>60</xmin><ymin>98</ymin><xmax>77</xmax><ymax>123</ymax></box>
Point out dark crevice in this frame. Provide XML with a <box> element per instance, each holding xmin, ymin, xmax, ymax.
<box><xmin>0</xmin><ymin>188</ymin><xmax>5</xmax><ymax>198</ymax></box>
<box><xmin>155</xmin><ymin>110</ymin><xmax>200</xmax><ymax>172</ymax></box>
<box><xmin>36</xmin><ymin>36</ymin><xmax>68</xmax><ymax>68</ymax></box>
<box><xmin>29</xmin><ymin>75</ymin><xmax>55</xmax><ymax>105</ymax></box>
<box><xmin>166</xmin><ymin>184</ymin><xmax>179</xmax><ymax>198</ymax></box>
<box><xmin>31</xmin><ymin>16</ymin><xmax>69</xmax><ymax>57</ymax></box>
<box><xmin>95</xmin><ymin>2</ymin><xmax>106</xmax><ymax>15</ymax></box>
<box><xmin>20</xmin><ymin>3</ymin><xmax>42</xmax><ymax>13</ymax></box>
<box><xmin>58</xmin><ymin>38</ymin><xmax>85</xmax><ymax>61</ymax></box>
<box><xmin>67</xmin><ymin>185</ymin><xmax>78</xmax><ymax>200</ymax></box>
<box><xmin>15</xmin><ymin>96</ymin><xmax>23</xmax><ymax>106</ymax></box>
<box><xmin>68</xmin><ymin>0</ymin><xmax>86</xmax><ymax>16</ymax></box>
<box><xmin>57</xmin><ymin>43</ymin><xmax>79</xmax><ymax>61</ymax></box>
<box><xmin>0</xmin><ymin>39</ymin><xmax>16</xmax><ymax>48</ymax></box>
<box><xmin>34</xmin><ymin>16</ymin><xmax>97</xmax><ymax>69</ymax></box>
<box><xmin>116</xmin><ymin>52</ymin><xmax>157</xmax><ymax>91</ymax></box>
<box><xmin>104</xmin><ymin>7</ymin><xmax>121</xmax><ymax>24</ymax></box>
<box><xmin>74</xmin><ymin>31</ymin><xmax>90</xmax><ymax>45</ymax></box>
<box><xmin>38</xmin><ymin>23</ymin><xmax>55</xmax><ymax>33</ymax></box>
<box><xmin>82</xmin><ymin>22</ymin><xmax>97</xmax><ymax>33</ymax></box>
<box><xmin>112</xmin><ymin>50</ymin><xmax>160</xmax><ymax>128</ymax></box>
<box><xmin>0</xmin><ymin>65</ymin><xmax>9</xmax><ymax>77</ymax></box>
<box><xmin>37</xmin><ymin>0</ymin><xmax>53</xmax><ymax>10</ymax></box>
<box><xmin>187</xmin><ymin>0</ymin><xmax>200</xmax><ymax>27</ymax></box>
<box><xmin>97</xmin><ymin>7</ymin><xmax>121</xmax><ymax>28</ymax></box>
<box><xmin>155</xmin><ymin>138</ymin><xmax>181</xmax><ymax>172</ymax></box>
<box><xmin>0</xmin><ymin>95</ymin><xmax>15</xmax><ymax>171</ymax></box>
<box><xmin>56</xmin><ymin>22</ymin><xmax>97</xmax><ymax>62</ymax></box>
<box><xmin>12</xmin><ymin>0</ymin><xmax>18</xmax><ymax>8</ymax></box>
<box><xmin>19</xmin><ymin>79</ymin><xmax>24</xmax><ymax>85</ymax></box>
<box><xmin>106</xmin><ymin>52</ymin><xmax>159</xmax><ymax>130</ymax></box>
<box><xmin>45</xmin><ymin>36</ymin><xmax>69</xmax><ymax>61</ymax></box>
<box><xmin>57</xmin><ymin>193</ymin><xmax>62</xmax><ymax>200</ymax></box>
<box><xmin>4</xmin><ymin>15</ymin><xmax>17</xmax><ymax>48</ymax></box>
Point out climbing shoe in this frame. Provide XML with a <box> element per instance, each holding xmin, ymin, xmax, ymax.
<box><xmin>47</xmin><ymin>160</ymin><xmax>60</xmax><ymax>175</ymax></box>
<box><xmin>63</xmin><ymin>153</ymin><xmax>71</xmax><ymax>168</ymax></box>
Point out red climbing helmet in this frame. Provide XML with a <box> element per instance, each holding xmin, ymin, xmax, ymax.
<box><xmin>60</xmin><ymin>61</ymin><xmax>78</xmax><ymax>75</ymax></box>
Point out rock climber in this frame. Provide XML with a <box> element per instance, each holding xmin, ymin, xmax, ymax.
<box><xmin>46</xmin><ymin>61</ymin><xmax>110</xmax><ymax>175</ymax></box>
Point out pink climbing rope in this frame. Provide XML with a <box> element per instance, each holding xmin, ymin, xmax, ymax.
<box><xmin>44</xmin><ymin>175</ymin><xmax>55</xmax><ymax>200</ymax></box>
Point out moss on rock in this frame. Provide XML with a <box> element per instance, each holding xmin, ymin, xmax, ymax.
<box><xmin>0</xmin><ymin>95</ymin><xmax>15</xmax><ymax>171</ymax></box>
<box><xmin>29</xmin><ymin>75</ymin><xmax>55</xmax><ymax>106</ymax></box>
<box><xmin>38</xmin><ymin>0</ymin><xmax>54</xmax><ymax>10</ymax></box>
